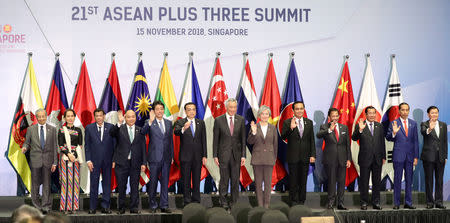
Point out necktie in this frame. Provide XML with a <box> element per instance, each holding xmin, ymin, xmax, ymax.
<box><xmin>229</xmin><ymin>117</ymin><xmax>234</xmax><ymax>136</ymax></box>
<box><xmin>298</xmin><ymin>119</ymin><xmax>304</xmax><ymax>138</ymax></box>
<box><xmin>128</xmin><ymin>126</ymin><xmax>133</xmax><ymax>159</ymax></box>
<box><xmin>334</xmin><ymin>126</ymin><xmax>339</xmax><ymax>142</ymax></box>
<box><xmin>40</xmin><ymin>126</ymin><xmax>45</xmax><ymax>150</ymax></box>
<box><xmin>403</xmin><ymin>120</ymin><xmax>408</xmax><ymax>137</ymax></box>
<box><xmin>129</xmin><ymin>126</ymin><xmax>134</xmax><ymax>142</ymax></box>
<box><xmin>98</xmin><ymin>126</ymin><xmax>102</xmax><ymax>141</ymax></box>
<box><xmin>190</xmin><ymin>120</ymin><xmax>195</xmax><ymax>137</ymax></box>
<box><xmin>369</xmin><ymin>123</ymin><xmax>373</xmax><ymax>136</ymax></box>
<box><xmin>159</xmin><ymin>120</ymin><xmax>165</xmax><ymax>134</ymax></box>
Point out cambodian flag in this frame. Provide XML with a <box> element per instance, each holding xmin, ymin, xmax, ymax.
<box><xmin>46</xmin><ymin>59</ymin><xmax>69</xmax><ymax>126</ymax></box>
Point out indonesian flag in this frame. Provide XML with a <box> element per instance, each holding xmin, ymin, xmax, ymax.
<box><xmin>235</xmin><ymin>54</ymin><xmax>256</xmax><ymax>188</ymax></box>
<box><xmin>98</xmin><ymin>58</ymin><xmax>125</xmax><ymax>190</ymax></box>
<box><xmin>154</xmin><ymin>55</ymin><xmax>180</xmax><ymax>187</ymax></box>
<box><xmin>381</xmin><ymin>56</ymin><xmax>404</xmax><ymax>182</ymax></box>
<box><xmin>204</xmin><ymin>55</ymin><xmax>229</xmax><ymax>189</ymax></box>
<box><xmin>328</xmin><ymin>59</ymin><xmax>358</xmax><ymax>186</ymax></box>
<box><xmin>6</xmin><ymin>55</ymin><xmax>43</xmax><ymax>192</ymax></box>
<box><xmin>259</xmin><ymin>57</ymin><xmax>284</xmax><ymax>187</ymax></box>
<box><xmin>71</xmin><ymin>58</ymin><xmax>97</xmax><ymax>193</ymax></box>
<box><xmin>178</xmin><ymin>53</ymin><xmax>209</xmax><ymax>182</ymax></box>
<box><xmin>351</xmin><ymin>56</ymin><xmax>382</xmax><ymax>176</ymax></box>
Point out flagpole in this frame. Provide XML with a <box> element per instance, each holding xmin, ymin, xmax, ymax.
<box><xmin>111</xmin><ymin>52</ymin><xmax>116</xmax><ymax>63</ymax></box>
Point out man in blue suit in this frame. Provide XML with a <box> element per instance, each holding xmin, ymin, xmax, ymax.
<box><xmin>142</xmin><ymin>100</ymin><xmax>174</xmax><ymax>213</ymax></box>
<box><xmin>386</xmin><ymin>102</ymin><xmax>419</xmax><ymax>209</ymax></box>
<box><xmin>85</xmin><ymin>108</ymin><xmax>116</xmax><ymax>214</ymax></box>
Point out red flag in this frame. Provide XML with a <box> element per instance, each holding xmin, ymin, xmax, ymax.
<box><xmin>72</xmin><ymin>58</ymin><xmax>97</xmax><ymax>193</ymax></box>
<box><xmin>259</xmin><ymin>57</ymin><xmax>286</xmax><ymax>187</ymax></box>
<box><xmin>328</xmin><ymin>60</ymin><xmax>358</xmax><ymax>186</ymax></box>
<box><xmin>204</xmin><ymin>57</ymin><xmax>229</xmax><ymax>187</ymax></box>
<box><xmin>72</xmin><ymin>60</ymin><xmax>96</xmax><ymax>128</ymax></box>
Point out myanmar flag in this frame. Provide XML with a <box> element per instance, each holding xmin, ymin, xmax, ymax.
<box><xmin>154</xmin><ymin>55</ymin><xmax>180</xmax><ymax>187</ymax></box>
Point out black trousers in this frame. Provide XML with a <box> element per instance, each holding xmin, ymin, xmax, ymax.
<box><xmin>288</xmin><ymin>162</ymin><xmax>310</xmax><ymax>204</ymax></box>
<box><xmin>324</xmin><ymin>164</ymin><xmax>346</xmax><ymax>206</ymax></box>
<box><xmin>181</xmin><ymin>160</ymin><xmax>202</xmax><ymax>204</ymax></box>
<box><xmin>115</xmin><ymin>160</ymin><xmax>140</xmax><ymax>211</ymax></box>
<box><xmin>219</xmin><ymin>158</ymin><xmax>240</xmax><ymax>207</ymax></box>
<box><xmin>423</xmin><ymin>159</ymin><xmax>445</xmax><ymax>205</ymax></box>
<box><xmin>359</xmin><ymin>160</ymin><xmax>382</xmax><ymax>205</ymax></box>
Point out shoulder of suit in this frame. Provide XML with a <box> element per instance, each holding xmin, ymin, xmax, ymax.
<box><xmin>235</xmin><ymin>114</ymin><xmax>244</xmax><ymax>120</ymax></box>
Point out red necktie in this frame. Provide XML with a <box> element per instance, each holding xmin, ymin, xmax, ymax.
<box><xmin>334</xmin><ymin>126</ymin><xmax>339</xmax><ymax>142</ymax></box>
<box><xmin>229</xmin><ymin>117</ymin><xmax>234</xmax><ymax>136</ymax></box>
<box><xmin>403</xmin><ymin>120</ymin><xmax>408</xmax><ymax>137</ymax></box>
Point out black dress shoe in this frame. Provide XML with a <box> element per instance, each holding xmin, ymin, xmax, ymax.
<box><xmin>101</xmin><ymin>208</ymin><xmax>112</xmax><ymax>214</ymax></box>
<box><xmin>337</xmin><ymin>205</ymin><xmax>347</xmax><ymax>210</ymax></box>
<box><xmin>393</xmin><ymin>205</ymin><xmax>399</xmax><ymax>210</ymax></box>
<box><xmin>361</xmin><ymin>205</ymin><xmax>367</xmax><ymax>210</ymax></box>
<box><xmin>88</xmin><ymin>210</ymin><xmax>96</xmax><ymax>214</ymax></box>
<box><xmin>426</xmin><ymin>204</ymin><xmax>434</xmax><ymax>209</ymax></box>
<box><xmin>130</xmin><ymin>209</ymin><xmax>141</xmax><ymax>214</ymax></box>
<box><xmin>161</xmin><ymin>208</ymin><xmax>172</xmax><ymax>213</ymax></box>
<box><xmin>118</xmin><ymin>209</ymin><xmax>125</xmax><ymax>214</ymax></box>
<box><xmin>436</xmin><ymin>204</ymin><xmax>446</xmax><ymax>209</ymax></box>
<box><xmin>404</xmin><ymin>204</ymin><xmax>416</xmax><ymax>209</ymax></box>
<box><xmin>372</xmin><ymin>204</ymin><xmax>382</xmax><ymax>210</ymax></box>
<box><xmin>42</xmin><ymin>210</ymin><xmax>49</xmax><ymax>215</ymax></box>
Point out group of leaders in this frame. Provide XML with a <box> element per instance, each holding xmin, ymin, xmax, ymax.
<box><xmin>22</xmin><ymin>98</ymin><xmax>447</xmax><ymax>214</ymax></box>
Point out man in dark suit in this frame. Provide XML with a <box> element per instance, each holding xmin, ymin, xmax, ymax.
<box><xmin>174</xmin><ymin>102</ymin><xmax>207</xmax><ymax>205</ymax></box>
<box><xmin>351</xmin><ymin>106</ymin><xmax>385</xmax><ymax>210</ymax></box>
<box><xmin>421</xmin><ymin>106</ymin><xmax>447</xmax><ymax>209</ymax></box>
<box><xmin>213</xmin><ymin>98</ymin><xmax>246</xmax><ymax>208</ymax></box>
<box><xmin>386</xmin><ymin>102</ymin><xmax>419</xmax><ymax>210</ymax></box>
<box><xmin>22</xmin><ymin>109</ymin><xmax>57</xmax><ymax>214</ymax></box>
<box><xmin>85</xmin><ymin>108</ymin><xmax>116</xmax><ymax>214</ymax></box>
<box><xmin>174</xmin><ymin>102</ymin><xmax>207</xmax><ymax>206</ymax></box>
<box><xmin>141</xmin><ymin>101</ymin><xmax>174</xmax><ymax>213</ymax></box>
<box><xmin>111</xmin><ymin>110</ymin><xmax>147</xmax><ymax>214</ymax></box>
<box><xmin>316</xmin><ymin>108</ymin><xmax>351</xmax><ymax>210</ymax></box>
<box><xmin>280</xmin><ymin>101</ymin><xmax>316</xmax><ymax>205</ymax></box>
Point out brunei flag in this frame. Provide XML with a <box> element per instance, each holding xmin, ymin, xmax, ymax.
<box><xmin>154</xmin><ymin>54</ymin><xmax>180</xmax><ymax>187</ymax></box>
<box><xmin>6</xmin><ymin>55</ymin><xmax>44</xmax><ymax>192</ymax></box>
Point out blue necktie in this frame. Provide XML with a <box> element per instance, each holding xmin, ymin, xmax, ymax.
<box><xmin>40</xmin><ymin>126</ymin><xmax>45</xmax><ymax>150</ymax></box>
<box><xmin>190</xmin><ymin>121</ymin><xmax>195</xmax><ymax>137</ymax></box>
<box><xmin>159</xmin><ymin>120</ymin><xmax>165</xmax><ymax>134</ymax></box>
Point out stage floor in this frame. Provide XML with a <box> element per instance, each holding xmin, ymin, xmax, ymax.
<box><xmin>1</xmin><ymin>192</ymin><xmax>449</xmax><ymax>223</ymax></box>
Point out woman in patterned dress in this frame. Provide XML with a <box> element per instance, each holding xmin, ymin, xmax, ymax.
<box><xmin>58</xmin><ymin>109</ymin><xmax>83</xmax><ymax>214</ymax></box>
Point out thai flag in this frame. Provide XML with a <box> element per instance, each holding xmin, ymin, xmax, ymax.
<box><xmin>98</xmin><ymin>58</ymin><xmax>125</xmax><ymax>190</ymax></box>
<box><xmin>236</xmin><ymin>54</ymin><xmax>258</xmax><ymax>188</ymax></box>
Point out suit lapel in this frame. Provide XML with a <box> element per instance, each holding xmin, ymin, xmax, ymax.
<box><xmin>398</xmin><ymin>119</ymin><xmax>406</xmax><ymax>137</ymax></box>
<box><xmin>152</xmin><ymin>119</ymin><xmax>164</xmax><ymax>137</ymax></box>
<box><xmin>223</xmin><ymin>115</ymin><xmax>232</xmax><ymax>136</ymax></box>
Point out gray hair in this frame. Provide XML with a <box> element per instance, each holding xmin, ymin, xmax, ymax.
<box><xmin>35</xmin><ymin>108</ymin><xmax>47</xmax><ymax>116</ymax></box>
<box><xmin>257</xmin><ymin>105</ymin><xmax>272</xmax><ymax>118</ymax></box>
<box><xmin>11</xmin><ymin>204</ymin><xmax>43</xmax><ymax>223</ymax></box>
<box><xmin>225</xmin><ymin>98</ymin><xmax>237</xmax><ymax>107</ymax></box>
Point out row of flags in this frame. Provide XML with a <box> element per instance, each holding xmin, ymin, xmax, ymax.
<box><xmin>6</xmin><ymin>53</ymin><xmax>405</xmax><ymax>193</ymax></box>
